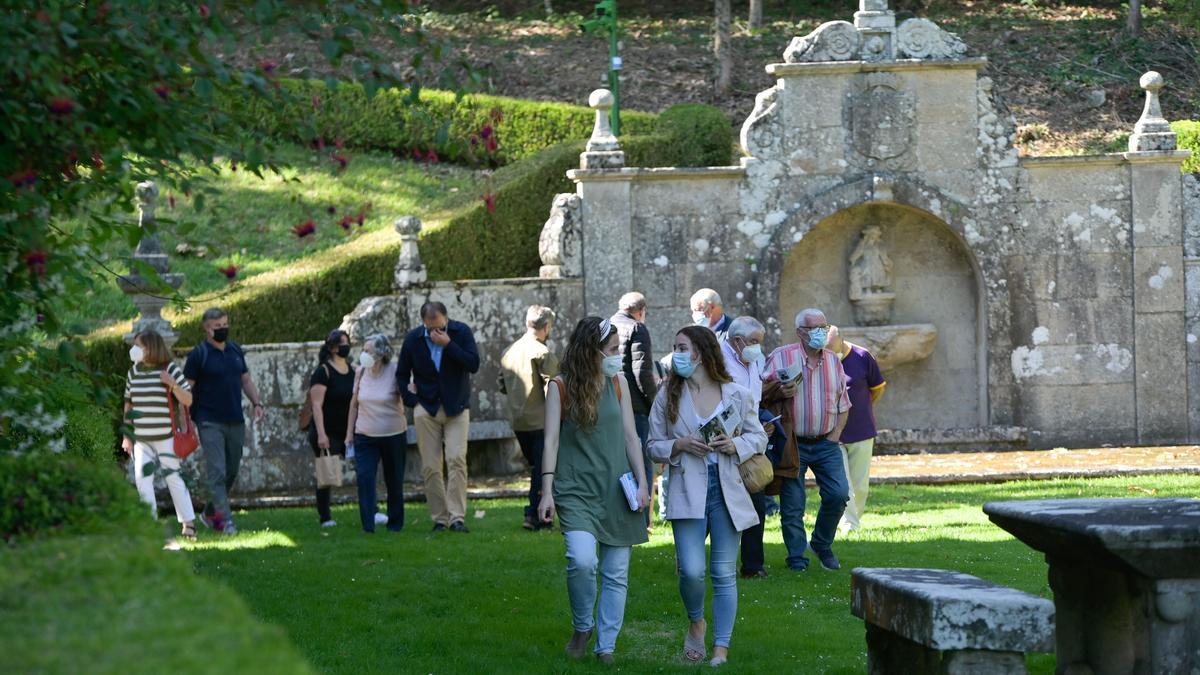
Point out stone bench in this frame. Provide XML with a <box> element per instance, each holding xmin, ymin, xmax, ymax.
<box><xmin>850</xmin><ymin>568</ymin><xmax>1055</xmax><ymax>675</ymax></box>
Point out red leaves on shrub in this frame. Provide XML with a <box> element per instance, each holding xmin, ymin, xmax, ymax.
<box><xmin>485</xmin><ymin>136</ymin><xmax>499</xmax><ymax>154</ymax></box>
<box><xmin>426</xmin><ymin>148</ymin><xmax>439</xmax><ymax>163</ymax></box>
<box><xmin>481</xmin><ymin>193</ymin><xmax>497</xmax><ymax>214</ymax></box>
<box><xmin>489</xmin><ymin>107</ymin><xmax>504</xmax><ymax>123</ymax></box>
<box><xmin>292</xmin><ymin>220</ymin><xmax>316</xmax><ymax>238</ymax></box>
<box><xmin>48</xmin><ymin>98</ymin><xmax>75</xmax><ymax>116</ymax></box>
<box><xmin>327</xmin><ymin>205</ymin><xmax>337</xmax><ymax>215</ymax></box>
<box><xmin>259</xmin><ymin>60</ymin><xmax>277</xmax><ymax>75</ymax></box>
<box><xmin>479</xmin><ymin>125</ymin><xmax>494</xmax><ymax>140</ymax></box>
<box><xmin>331</xmin><ymin>153</ymin><xmax>349</xmax><ymax>170</ymax></box>
<box><xmin>218</xmin><ymin>264</ymin><xmax>239</xmax><ymax>281</ymax></box>
<box><xmin>153</xmin><ymin>84</ymin><xmax>169</xmax><ymax>100</ymax></box>
<box><xmin>339</xmin><ymin>215</ymin><xmax>354</xmax><ymax>230</ymax></box>
<box><xmin>24</xmin><ymin>250</ymin><xmax>48</xmax><ymax>277</ymax></box>
<box><xmin>8</xmin><ymin>169</ymin><xmax>37</xmax><ymax>188</ymax></box>
<box><xmin>199</xmin><ymin>4</ymin><xmax>209</xmax><ymax>18</ymax></box>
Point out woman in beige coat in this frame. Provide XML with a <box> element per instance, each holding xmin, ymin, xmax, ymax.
<box><xmin>648</xmin><ymin>326</ymin><xmax>767</xmax><ymax>667</ymax></box>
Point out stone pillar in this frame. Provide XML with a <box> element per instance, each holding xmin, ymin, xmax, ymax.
<box><xmin>1183</xmin><ymin>175</ymin><xmax>1200</xmax><ymax>442</ymax></box>
<box><xmin>580</xmin><ymin>89</ymin><xmax>625</xmax><ymax>170</ymax></box>
<box><xmin>392</xmin><ymin>215</ymin><xmax>427</xmax><ymax>291</ymax></box>
<box><xmin>854</xmin><ymin>0</ymin><xmax>895</xmax><ymax>62</ymax></box>
<box><xmin>119</xmin><ymin>180</ymin><xmax>184</xmax><ymax>347</ymax></box>
<box><xmin>1127</xmin><ymin>72</ymin><xmax>1190</xmax><ymax>444</ymax></box>
<box><xmin>573</xmin><ymin>88</ymin><xmax>634</xmax><ymax>318</ymax></box>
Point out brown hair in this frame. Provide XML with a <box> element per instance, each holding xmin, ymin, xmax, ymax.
<box><xmin>134</xmin><ymin>330</ymin><xmax>173</xmax><ymax>368</ymax></box>
<box><xmin>666</xmin><ymin>326</ymin><xmax>732</xmax><ymax>424</ymax></box>
<box><xmin>560</xmin><ymin>316</ymin><xmax>617</xmax><ymax>430</ymax></box>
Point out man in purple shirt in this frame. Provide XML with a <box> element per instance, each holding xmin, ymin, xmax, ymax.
<box><xmin>827</xmin><ymin>326</ymin><xmax>885</xmax><ymax>532</ymax></box>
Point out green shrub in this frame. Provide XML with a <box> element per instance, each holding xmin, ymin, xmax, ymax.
<box><xmin>82</xmin><ymin>102</ymin><xmax>734</xmax><ymax>384</ymax></box>
<box><xmin>0</xmin><ymin>453</ymin><xmax>149</xmax><ymax>543</ymax></box>
<box><xmin>1174</xmin><ymin>120</ymin><xmax>1200</xmax><ymax>174</ymax></box>
<box><xmin>224</xmin><ymin>79</ymin><xmax>659</xmax><ymax>166</ymax></box>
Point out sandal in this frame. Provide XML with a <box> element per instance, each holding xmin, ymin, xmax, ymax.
<box><xmin>565</xmin><ymin>628</ymin><xmax>593</xmax><ymax>659</ymax></box>
<box><xmin>180</xmin><ymin>522</ymin><xmax>197</xmax><ymax>540</ymax></box>
<box><xmin>684</xmin><ymin>622</ymin><xmax>707</xmax><ymax>663</ymax></box>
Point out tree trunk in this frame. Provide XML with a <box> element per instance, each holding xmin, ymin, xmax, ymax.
<box><xmin>714</xmin><ymin>0</ymin><xmax>733</xmax><ymax>97</ymax></box>
<box><xmin>1128</xmin><ymin>0</ymin><xmax>1142</xmax><ymax>36</ymax></box>
<box><xmin>749</xmin><ymin>0</ymin><xmax>763</xmax><ymax>30</ymax></box>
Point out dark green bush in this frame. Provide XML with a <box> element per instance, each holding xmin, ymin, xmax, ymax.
<box><xmin>224</xmin><ymin>79</ymin><xmax>659</xmax><ymax>166</ymax></box>
<box><xmin>1174</xmin><ymin>120</ymin><xmax>1199</xmax><ymax>173</ymax></box>
<box><xmin>0</xmin><ymin>453</ymin><xmax>149</xmax><ymax>543</ymax></box>
<box><xmin>83</xmin><ymin>101</ymin><xmax>734</xmax><ymax>383</ymax></box>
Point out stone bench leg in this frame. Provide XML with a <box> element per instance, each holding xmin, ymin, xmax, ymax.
<box><xmin>866</xmin><ymin>624</ymin><xmax>1028</xmax><ymax>675</ymax></box>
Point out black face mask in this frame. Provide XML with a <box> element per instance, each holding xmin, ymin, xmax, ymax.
<box><xmin>336</xmin><ymin>345</ymin><xmax>351</xmax><ymax>358</ymax></box>
<box><xmin>212</xmin><ymin>327</ymin><xmax>229</xmax><ymax>343</ymax></box>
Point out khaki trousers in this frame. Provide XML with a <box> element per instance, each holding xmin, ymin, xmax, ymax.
<box><xmin>414</xmin><ymin>406</ymin><xmax>470</xmax><ymax>526</ymax></box>
<box><xmin>840</xmin><ymin>438</ymin><xmax>875</xmax><ymax>530</ymax></box>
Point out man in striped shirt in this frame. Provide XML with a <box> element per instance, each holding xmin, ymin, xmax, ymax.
<box><xmin>761</xmin><ymin>308</ymin><xmax>851</xmax><ymax>572</ymax></box>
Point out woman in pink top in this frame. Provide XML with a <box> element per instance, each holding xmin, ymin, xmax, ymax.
<box><xmin>346</xmin><ymin>334</ymin><xmax>408</xmax><ymax>533</ymax></box>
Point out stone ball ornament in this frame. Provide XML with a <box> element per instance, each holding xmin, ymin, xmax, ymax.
<box><xmin>588</xmin><ymin>89</ymin><xmax>614</xmax><ymax>109</ymax></box>
<box><xmin>1140</xmin><ymin>71</ymin><xmax>1164</xmax><ymax>92</ymax></box>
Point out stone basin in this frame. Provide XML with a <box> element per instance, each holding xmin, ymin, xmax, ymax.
<box><xmin>839</xmin><ymin>323</ymin><xmax>938</xmax><ymax>371</ymax></box>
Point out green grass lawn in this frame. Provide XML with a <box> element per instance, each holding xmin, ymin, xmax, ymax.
<box><xmin>69</xmin><ymin>144</ymin><xmax>480</xmax><ymax>333</ymax></box>
<box><xmin>181</xmin><ymin>474</ymin><xmax>1200</xmax><ymax>674</ymax></box>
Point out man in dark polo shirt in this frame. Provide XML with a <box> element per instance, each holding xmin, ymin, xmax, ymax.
<box><xmin>184</xmin><ymin>307</ymin><xmax>266</xmax><ymax>535</ymax></box>
<box><xmin>397</xmin><ymin>301</ymin><xmax>480</xmax><ymax>533</ymax></box>
<box><xmin>827</xmin><ymin>325</ymin><xmax>886</xmax><ymax>533</ymax></box>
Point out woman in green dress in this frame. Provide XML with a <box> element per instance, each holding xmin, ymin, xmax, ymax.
<box><xmin>538</xmin><ymin>316</ymin><xmax>650</xmax><ymax>664</ymax></box>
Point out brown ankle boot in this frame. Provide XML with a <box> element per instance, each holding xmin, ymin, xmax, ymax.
<box><xmin>565</xmin><ymin>628</ymin><xmax>593</xmax><ymax>658</ymax></box>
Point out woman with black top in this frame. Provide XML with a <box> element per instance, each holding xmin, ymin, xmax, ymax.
<box><xmin>308</xmin><ymin>329</ymin><xmax>355</xmax><ymax>527</ymax></box>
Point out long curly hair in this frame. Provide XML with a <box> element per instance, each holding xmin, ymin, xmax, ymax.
<box><xmin>560</xmin><ymin>316</ymin><xmax>617</xmax><ymax>431</ymax></box>
<box><xmin>666</xmin><ymin>326</ymin><xmax>733</xmax><ymax>425</ymax></box>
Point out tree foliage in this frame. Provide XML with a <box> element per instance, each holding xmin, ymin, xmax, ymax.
<box><xmin>0</xmin><ymin>0</ymin><xmax>458</xmax><ymax>452</ymax></box>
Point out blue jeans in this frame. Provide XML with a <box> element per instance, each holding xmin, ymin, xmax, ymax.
<box><xmin>564</xmin><ymin>530</ymin><xmax>632</xmax><ymax>655</ymax></box>
<box><xmin>353</xmin><ymin>433</ymin><xmax>406</xmax><ymax>533</ymax></box>
<box><xmin>515</xmin><ymin>430</ymin><xmax>545</xmax><ymax>522</ymax></box>
<box><xmin>779</xmin><ymin>439</ymin><xmax>849</xmax><ymax>570</ymax></box>
<box><xmin>671</xmin><ymin>465</ymin><xmax>740</xmax><ymax>648</ymax></box>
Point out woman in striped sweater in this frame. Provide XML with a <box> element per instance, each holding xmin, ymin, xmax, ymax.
<box><xmin>122</xmin><ymin>329</ymin><xmax>198</xmax><ymax>539</ymax></box>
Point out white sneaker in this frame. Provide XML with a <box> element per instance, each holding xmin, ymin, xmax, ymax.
<box><xmin>321</xmin><ymin>520</ymin><xmax>337</xmax><ymax>528</ymax></box>
<box><xmin>374</xmin><ymin>512</ymin><xmax>388</xmax><ymax>525</ymax></box>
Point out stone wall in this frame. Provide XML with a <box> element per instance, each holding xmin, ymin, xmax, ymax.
<box><xmin>566</xmin><ymin>11</ymin><xmax>1194</xmax><ymax>448</ymax></box>
<box><xmin>194</xmin><ymin>277</ymin><xmax>584</xmax><ymax>496</ymax></box>
<box><xmin>1185</xmin><ymin>174</ymin><xmax>1200</xmax><ymax>442</ymax></box>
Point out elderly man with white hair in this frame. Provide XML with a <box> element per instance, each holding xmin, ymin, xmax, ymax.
<box><xmin>499</xmin><ymin>305</ymin><xmax>560</xmax><ymax>530</ymax></box>
<box><xmin>761</xmin><ymin>308</ymin><xmax>851</xmax><ymax>572</ymax></box>
<box><xmin>719</xmin><ymin>316</ymin><xmax>774</xmax><ymax>578</ymax></box>
<box><xmin>610</xmin><ymin>291</ymin><xmax>659</xmax><ymax>526</ymax></box>
<box><xmin>690</xmin><ymin>288</ymin><xmax>730</xmax><ymax>337</ymax></box>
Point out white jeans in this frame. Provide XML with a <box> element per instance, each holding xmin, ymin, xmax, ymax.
<box><xmin>134</xmin><ymin>438</ymin><xmax>196</xmax><ymax>524</ymax></box>
<box><xmin>840</xmin><ymin>438</ymin><xmax>875</xmax><ymax>530</ymax></box>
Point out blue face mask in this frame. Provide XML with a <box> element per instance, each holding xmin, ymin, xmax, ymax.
<box><xmin>806</xmin><ymin>327</ymin><xmax>829</xmax><ymax>350</ymax></box>
<box><xmin>673</xmin><ymin>351</ymin><xmax>698</xmax><ymax>378</ymax></box>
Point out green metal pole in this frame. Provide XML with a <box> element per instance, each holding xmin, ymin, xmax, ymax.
<box><xmin>609</xmin><ymin>1</ymin><xmax>620</xmax><ymax>136</ymax></box>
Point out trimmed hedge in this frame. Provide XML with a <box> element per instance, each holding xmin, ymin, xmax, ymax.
<box><xmin>1174</xmin><ymin>120</ymin><xmax>1200</xmax><ymax>173</ymax></box>
<box><xmin>224</xmin><ymin>79</ymin><xmax>659</xmax><ymax>166</ymax></box>
<box><xmin>84</xmin><ymin>102</ymin><xmax>733</xmax><ymax>382</ymax></box>
<box><xmin>0</xmin><ymin>454</ymin><xmax>149</xmax><ymax>543</ymax></box>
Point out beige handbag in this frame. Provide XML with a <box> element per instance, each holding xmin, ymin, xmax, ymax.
<box><xmin>739</xmin><ymin>453</ymin><xmax>774</xmax><ymax>494</ymax></box>
<box><xmin>315</xmin><ymin>446</ymin><xmax>343</xmax><ymax>489</ymax></box>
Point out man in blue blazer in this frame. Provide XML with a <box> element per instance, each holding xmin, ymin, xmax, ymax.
<box><xmin>397</xmin><ymin>301</ymin><xmax>480</xmax><ymax>533</ymax></box>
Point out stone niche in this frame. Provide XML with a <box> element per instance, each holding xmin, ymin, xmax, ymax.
<box><xmin>779</xmin><ymin>203</ymin><xmax>980</xmax><ymax>430</ymax></box>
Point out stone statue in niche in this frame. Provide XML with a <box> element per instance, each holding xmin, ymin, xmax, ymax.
<box><xmin>848</xmin><ymin>225</ymin><xmax>896</xmax><ymax>326</ymax></box>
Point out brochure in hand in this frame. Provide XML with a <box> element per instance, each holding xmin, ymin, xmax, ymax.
<box><xmin>619</xmin><ymin>472</ymin><xmax>639</xmax><ymax>511</ymax></box>
<box><xmin>699</xmin><ymin>403</ymin><xmax>743</xmax><ymax>444</ymax></box>
<box><xmin>776</xmin><ymin>358</ymin><xmax>802</xmax><ymax>384</ymax></box>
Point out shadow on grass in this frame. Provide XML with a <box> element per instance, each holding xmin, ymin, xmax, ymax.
<box><xmin>185</xmin><ymin>490</ymin><xmax>1074</xmax><ymax>674</ymax></box>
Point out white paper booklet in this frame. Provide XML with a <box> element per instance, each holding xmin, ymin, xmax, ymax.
<box><xmin>776</xmin><ymin>358</ymin><xmax>802</xmax><ymax>384</ymax></box>
<box><xmin>699</xmin><ymin>402</ymin><xmax>743</xmax><ymax>444</ymax></box>
<box><xmin>619</xmin><ymin>472</ymin><xmax>639</xmax><ymax>511</ymax></box>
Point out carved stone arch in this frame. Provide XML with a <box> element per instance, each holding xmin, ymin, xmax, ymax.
<box><xmin>752</xmin><ymin>174</ymin><xmax>1004</xmax><ymax>427</ymax></box>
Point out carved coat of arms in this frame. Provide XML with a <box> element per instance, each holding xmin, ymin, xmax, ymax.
<box><xmin>846</xmin><ymin>73</ymin><xmax>915</xmax><ymax>169</ymax></box>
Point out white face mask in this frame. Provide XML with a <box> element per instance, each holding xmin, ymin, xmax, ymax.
<box><xmin>741</xmin><ymin>343</ymin><xmax>763</xmax><ymax>364</ymax></box>
<box><xmin>129</xmin><ymin>345</ymin><xmax>145</xmax><ymax>364</ymax></box>
<box><xmin>691</xmin><ymin>311</ymin><xmax>707</xmax><ymax>325</ymax></box>
<box><xmin>359</xmin><ymin>351</ymin><xmax>376</xmax><ymax>369</ymax></box>
<box><xmin>601</xmin><ymin>354</ymin><xmax>623</xmax><ymax>378</ymax></box>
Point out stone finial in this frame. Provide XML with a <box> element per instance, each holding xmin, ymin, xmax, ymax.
<box><xmin>539</xmin><ymin>193</ymin><xmax>583</xmax><ymax>278</ymax></box>
<box><xmin>1129</xmin><ymin>71</ymin><xmax>1177</xmax><ymax>152</ymax></box>
<box><xmin>120</xmin><ymin>180</ymin><xmax>183</xmax><ymax>346</ymax></box>
<box><xmin>581</xmin><ymin>89</ymin><xmax>625</xmax><ymax>170</ymax></box>
<box><xmin>392</xmin><ymin>216</ymin><xmax>427</xmax><ymax>290</ymax></box>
